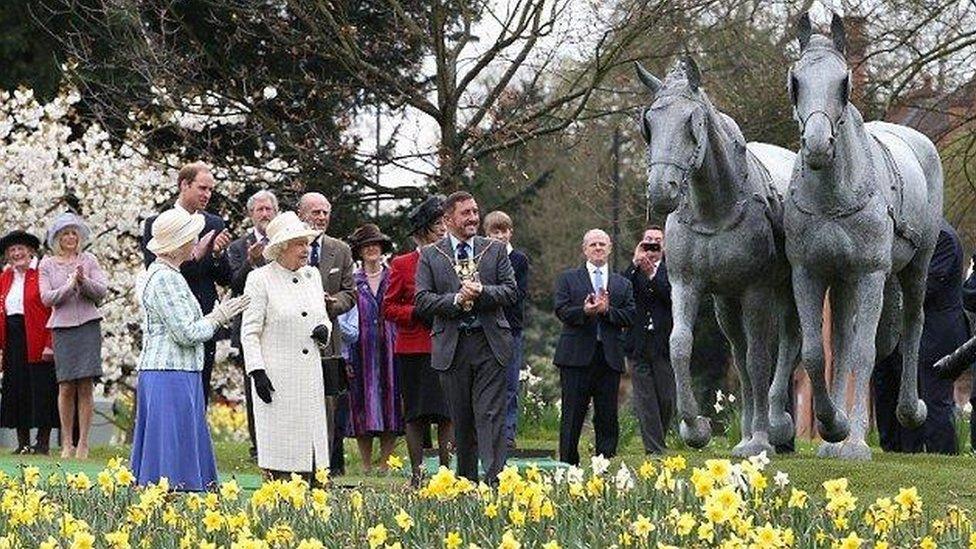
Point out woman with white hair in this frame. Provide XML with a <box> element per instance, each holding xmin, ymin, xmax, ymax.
<box><xmin>38</xmin><ymin>212</ymin><xmax>107</xmax><ymax>459</ymax></box>
<box><xmin>132</xmin><ymin>208</ymin><xmax>249</xmax><ymax>490</ymax></box>
<box><xmin>241</xmin><ymin>211</ymin><xmax>332</xmax><ymax>481</ymax></box>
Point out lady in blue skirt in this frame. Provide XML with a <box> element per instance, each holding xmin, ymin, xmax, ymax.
<box><xmin>131</xmin><ymin>208</ymin><xmax>249</xmax><ymax>491</ymax></box>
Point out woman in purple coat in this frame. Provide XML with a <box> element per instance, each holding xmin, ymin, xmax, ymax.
<box><xmin>346</xmin><ymin>224</ymin><xmax>402</xmax><ymax>473</ymax></box>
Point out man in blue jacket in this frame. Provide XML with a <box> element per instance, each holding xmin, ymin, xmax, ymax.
<box><xmin>141</xmin><ymin>162</ymin><xmax>233</xmax><ymax>402</ymax></box>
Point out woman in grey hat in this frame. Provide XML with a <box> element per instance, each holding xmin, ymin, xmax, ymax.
<box><xmin>38</xmin><ymin>212</ymin><xmax>107</xmax><ymax>459</ymax></box>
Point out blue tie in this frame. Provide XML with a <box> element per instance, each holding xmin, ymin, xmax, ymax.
<box><xmin>594</xmin><ymin>267</ymin><xmax>604</xmax><ymax>341</ymax></box>
<box><xmin>457</xmin><ymin>241</ymin><xmax>469</xmax><ymax>261</ymax></box>
<box><xmin>310</xmin><ymin>240</ymin><xmax>320</xmax><ymax>267</ymax></box>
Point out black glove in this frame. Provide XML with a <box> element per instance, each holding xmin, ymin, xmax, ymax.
<box><xmin>250</xmin><ymin>369</ymin><xmax>275</xmax><ymax>403</ymax></box>
<box><xmin>311</xmin><ymin>324</ymin><xmax>331</xmax><ymax>345</ymax></box>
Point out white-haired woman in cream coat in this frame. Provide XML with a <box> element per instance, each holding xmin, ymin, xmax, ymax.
<box><xmin>241</xmin><ymin>211</ymin><xmax>332</xmax><ymax>480</ymax></box>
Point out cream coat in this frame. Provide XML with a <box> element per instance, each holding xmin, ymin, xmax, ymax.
<box><xmin>241</xmin><ymin>262</ymin><xmax>331</xmax><ymax>472</ymax></box>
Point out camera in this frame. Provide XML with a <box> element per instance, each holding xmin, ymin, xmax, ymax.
<box><xmin>640</xmin><ymin>242</ymin><xmax>662</xmax><ymax>252</ymax></box>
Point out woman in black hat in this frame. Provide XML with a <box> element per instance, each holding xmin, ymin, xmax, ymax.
<box><xmin>344</xmin><ymin>223</ymin><xmax>402</xmax><ymax>472</ymax></box>
<box><xmin>383</xmin><ymin>196</ymin><xmax>454</xmax><ymax>485</ymax></box>
<box><xmin>0</xmin><ymin>231</ymin><xmax>60</xmax><ymax>454</ymax></box>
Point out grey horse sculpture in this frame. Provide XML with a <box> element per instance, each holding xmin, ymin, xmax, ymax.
<box><xmin>636</xmin><ymin>57</ymin><xmax>800</xmax><ymax>456</ymax></box>
<box><xmin>785</xmin><ymin>13</ymin><xmax>943</xmax><ymax>460</ymax></box>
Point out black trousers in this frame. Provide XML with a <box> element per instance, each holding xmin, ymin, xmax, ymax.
<box><xmin>439</xmin><ymin>330</ymin><xmax>507</xmax><ymax>485</ymax></box>
<box><xmin>631</xmin><ymin>355</ymin><xmax>675</xmax><ymax>454</ymax></box>
<box><xmin>202</xmin><ymin>339</ymin><xmax>216</xmax><ymax>404</ymax></box>
<box><xmin>873</xmin><ymin>351</ymin><xmax>957</xmax><ymax>454</ymax></box>
<box><xmin>559</xmin><ymin>344</ymin><xmax>620</xmax><ymax>465</ymax></box>
<box><xmin>330</xmin><ymin>393</ymin><xmax>349</xmax><ymax>475</ymax></box>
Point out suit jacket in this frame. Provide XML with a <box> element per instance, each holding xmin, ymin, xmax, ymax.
<box><xmin>313</xmin><ymin>234</ymin><xmax>356</xmax><ymax>358</ymax></box>
<box><xmin>384</xmin><ymin>250</ymin><xmax>431</xmax><ymax>354</ymax></box>
<box><xmin>922</xmin><ymin>222</ymin><xmax>970</xmax><ymax>369</ymax></box>
<box><xmin>624</xmin><ymin>260</ymin><xmax>672</xmax><ymax>362</ymax></box>
<box><xmin>226</xmin><ymin>230</ymin><xmax>268</xmax><ymax>354</ymax></box>
<box><xmin>415</xmin><ymin>235</ymin><xmax>517</xmax><ymax>371</ymax></box>
<box><xmin>141</xmin><ymin>209</ymin><xmax>232</xmax><ymax>314</ymax></box>
<box><xmin>504</xmin><ymin>248</ymin><xmax>530</xmax><ymax>334</ymax></box>
<box><xmin>553</xmin><ymin>265</ymin><xmax>635</xmax><ymax>372</ymax></box>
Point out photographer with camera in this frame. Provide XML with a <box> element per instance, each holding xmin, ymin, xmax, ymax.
<box><xmin>624</xmin><ymin>225</ymin><xmax>675</xmax><ymax>454</ymax></box>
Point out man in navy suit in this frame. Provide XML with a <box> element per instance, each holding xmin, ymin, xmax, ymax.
<box><xmin>624</xmin><ymin>225</ymin><xmax>674</xmax><ymax>454</ymax></box>
<box><xmin>875</xmin><ymin>220</ymin><xmax>969</xmax><ymax>454</ymax></box>
<box><xmin>141</xmin><ymin>161</ymin><xmax>233</xmax><ymax>402</ymax></box>
<box><xmin>483</xmin><ymin>210</ymin><xmax>530</xmax><ymax>451</ymax></box>
<box><xmin>553</xmin><ymin>229</ymin><xmax>635</xmax><ymax>465</ymax></box>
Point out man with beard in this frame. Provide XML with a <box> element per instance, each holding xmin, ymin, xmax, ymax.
<box><xmin>298</xmin><ymin>192</ymin><xmax>356</xmax><ymax>475</ymax></box>
<box><xmin>227</xmin><ymin>190</ymin><xmax>279</xmax><ymax>461</ymax></box>
<box><xmin>415</xmin><ymin>191</ymin><xmax>517</xmax><ymax>485</ymax></box>
<box><xmin>141</xmin><ymin>161</ymin><xmax>233</xmax><ymax>403</ymax></box>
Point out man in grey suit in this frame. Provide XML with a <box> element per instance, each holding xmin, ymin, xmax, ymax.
<box><xmin>415</xmin><ymin>191</ymin><xmax>517</xmax><ymax>485</ymax></box>
<box><xmin>227</xmin><ymin>190</ymin><xmax>279</xmax><ymax>461</ymax></box>
<box><xmin>298</xmin><ymin>192</ymin><xmax>356</xmax><ymax>475</ymax></box>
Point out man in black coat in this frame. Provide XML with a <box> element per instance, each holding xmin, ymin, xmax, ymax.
<box><xmin>624</xmin><ymin>225</ymin><xmax>674</xmax><ymax>454</ymax></box>
<box><xmin>141</xmin><ymin>162</ymin><xmax>233</xmax><ymax>402</ymax></box>
<box><xmin>225</xmin><ymin>190</ymin><xmax>278</xmax><ymax>460</ymax></box>
<box><xmin>553</xmin><ymin>229</ymin><xmax>635</xmax><ymax>465</ymax></box>
<box><xmin>874</xmin><ymin>220</ymin><xmax>969</xmax><ymax>454</ymax></box>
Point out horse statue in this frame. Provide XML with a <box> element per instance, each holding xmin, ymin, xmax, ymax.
<box><xmin>636</xmin><ymin>57</ymin><xmax>800</xmax><ymax>456</ymax></box>
<box><xmin>785</xmin><ymin>12</ymin><xmax>943</xmax><ymax>460</ymax></box>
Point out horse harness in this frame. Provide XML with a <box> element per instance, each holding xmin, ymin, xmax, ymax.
<box><xmin>788</xmin><ymin>124</ymin><xmax>922</xmax><ymax>251</ymax></box>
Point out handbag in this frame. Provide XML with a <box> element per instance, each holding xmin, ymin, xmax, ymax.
<box><xmin>322</xmin><ymin>357</ymin><xmax>348</xmax><ymax>397</ymax></box>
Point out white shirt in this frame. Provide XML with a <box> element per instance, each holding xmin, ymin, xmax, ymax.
<box><xmin>4</xmin><ymin>259</ymin><xmax>38</xmax><ymax>315</ymax></box>
<box><xmin>448</xmin><ymin>234</ymin><xmax>475</xmax><ymax>261</ymax></box>
<box><xmin>587</xmin><ymin>261</ymin><xmax>607</xmax><ymax>293</ymax></box>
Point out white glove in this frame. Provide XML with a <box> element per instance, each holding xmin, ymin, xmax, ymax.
<box><xmin>205</xmin><ymin>295</ymin><xmax>251</xmax><ymax>326</ymax></box>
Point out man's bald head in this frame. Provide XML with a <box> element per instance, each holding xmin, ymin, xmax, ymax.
<box><xmin>582</xmin><ymin>228</ymin><xmax>612</xmax><ymax>266</ymax></box>
<box><xmin>298</xmin><ymin>192</ymin><xmax>332</xmax><ymax>232</ymax></box>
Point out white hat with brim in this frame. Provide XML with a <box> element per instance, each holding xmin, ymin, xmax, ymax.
<box><xmin>147</xmin><ymin>208</ymin><xmax>206</xmax><ymax>255</ymax></box>
<box><xmin>46</xmin><ymin>212</ymin><xmax>92</xmax><ymax>250</ymax></box>
<box><xmin>263</xmin><ymin>211</ymin><xmax>320</xmax><ymax>261</ymax></box>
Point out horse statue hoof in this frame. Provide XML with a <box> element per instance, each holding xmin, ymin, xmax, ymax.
<box><xmin>680</xmin><ymin>416</ymin><xmax>712</xmax><ymax>449</ymax></box>
<box><xmin>768</xmin><ymin>412</ymin><xmax>795</xmax><ymax>446</ymax></box>
<box><xmin>896</xmin><ymin>399</ymin><xmax>927</xmax><ymax>429</ymax></box>
<box><xmin>731</xmin><ymin>435</ymin><xmax>775</xmax><ymax>458</ymax></box>
<box><xmin>816</xmin><ymin>410</ymin><xmax>849</xmax><ymax>443</ymax></box>
<box><xmin>816</xmin><ymin>441</ymin><xmax>841</xmax><ymax>458</ymax></box>
<box><xmin>836</xmin><ymin>440</ymin><xmax>872</xmax><ymax>461</ymax></box>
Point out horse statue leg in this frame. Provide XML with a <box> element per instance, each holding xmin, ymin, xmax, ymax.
<box><xmin>792</xmin><ymin>265</ymin><xmax>850</xmax><ymax>446</ymax></box>
<box><xmin>670</xmin><ymin>280</ymin><xmax>711</xmax><ymax>448</ymax></box>
<box><xmin>769</xmin><ymin>287</ymin><xmax>801</xmax><ymax>446</ymax></box>
<box><xmin>735</xmin><ymin>287</ymin><xmax>777</xmax><ymax>456</ymax></box>
<box><xmin>895</xmin><ymin>257</ymin><xmax>930</xmax><ymax>429</ymax></box>
<box><xmin>834</xmin><ymin>274</ymin><xmax>886</xmax><ymax>461</ymax></box>
<box><xmin>713</xmin><ymin>296</ymin><xmax>753</xmax><ymax>453</ymax></box>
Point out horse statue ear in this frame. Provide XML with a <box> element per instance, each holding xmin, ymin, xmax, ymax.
<box><xmin>831</xmin><ymin>12</ymin><xmax>847</xmax><ymax>55</ymax></box>
<box><xmin>684</xmin><ymin>56</ymin><xmax>701</xmax><ymax>92</ymax></box>
<box><xmin>635</xmin><ymin>62</ymin><xmax>662</xmax><ymax>94</ymax></box>
<box><xmin>796</xmin><ymin>12</ymin><xmax>812</xmax><ymax>51</ymax></box>
<box><xmin>841</xmin><ymin>70</ymin><xmax>852</xmax><ymax>105</ymax></box>
<box><xmin>639</xmin><ymin>108</ymin><xmax>652</xmax><ymax>144</ymax></box>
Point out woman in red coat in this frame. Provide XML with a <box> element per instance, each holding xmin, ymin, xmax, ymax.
<box><xmin>383</xmin><ymin>195</ymin><xmax>454</xmax><ymax>485</ymax></box>
<box><xmin>0</xmin><ymin>231</ymin><xmax>58</xmax><ymax>454</ymax></box>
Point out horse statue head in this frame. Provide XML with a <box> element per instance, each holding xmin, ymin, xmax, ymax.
<box><xmin>635</xmin><ymin>57</ymin><xmax>708</xmax><ymax>214</ymax></box>
<box><xmin>636</xmin><ymin>57</ymin><xmax>749</xmax><ymax>216</ymax></box>
<box><xmin>788</xmin><ymin>12</ymin><xmax>852</xmax><ymax>170</ymax></box>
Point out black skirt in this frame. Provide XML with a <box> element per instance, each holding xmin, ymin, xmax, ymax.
<box><xmin>396</xmin><ymin>353</ymin><xmax>450</xmax><ymax>422</ymax></box>
<box><xmin>0</xmin><ymin>315</ymin><xmax>59</xmax><ymax>429</ymax></box>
